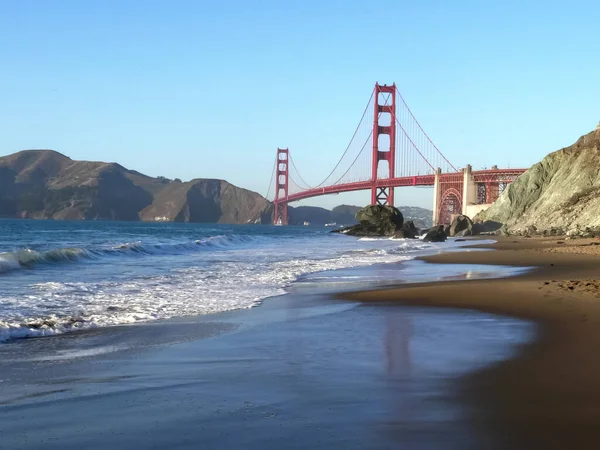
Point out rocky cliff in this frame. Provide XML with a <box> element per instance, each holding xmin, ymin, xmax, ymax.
<box><xmin>0</xmin><ymin>150</ymin><xmax>271</xmax><ymax>223</ymax></box>
<box><xmin>477</xmin><ymin>124</ymin><xmax>600</xmax><ymax>233</ymax></box>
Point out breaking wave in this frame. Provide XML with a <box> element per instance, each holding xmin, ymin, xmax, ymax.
<box><xmin>0</xmin><ymin>235</ymin><xmax>259</xmax><ymax>274</ymax></box>
<box><xmin>1</xmin><ymin>220</ymin><xmax>477</xmax><ymax>343</ymax></box>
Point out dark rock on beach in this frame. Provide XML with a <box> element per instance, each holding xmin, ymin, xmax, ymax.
<box><xmin>449</xmin><ymin>215</ymin><xmax>473</xmax><ymax>237</ymax></box>
<box><xmin>422</xmin><ymin>225</ymin><xmax>447</xmax><ymax>242</ymax></box>
<box><xmin>399</xmin><ymin>220</ymin><xmax>420</xmax><ymax>239</ymax></box>
<box><xmin>334</xmin><ymin>205</ymin><xmax>405</xmax><ymax>237</ymax></box>
<box><xmin>472</xmin><ymin>220</ymin><xmax>503</xmax><ymax>235</ymax></box>
<box><xmin>288</xmin><ymin>204</ymin><xmax>433</xmax><ymax>227</ymax></box>
<box><xmin>356</xmin><ymin>205</ymin><xmax>404</xmax><ymax>231</ymax></box>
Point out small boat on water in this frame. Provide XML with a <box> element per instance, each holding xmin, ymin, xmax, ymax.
<box><xmin>303</xmin><ymin>221</ymin><xmax>310</xmax><ymax>226</ymax></box>
<box><xmin>274</xmin><ymin>218</ymin><xmax>283</xmax><ymax>226</ymax></box>
<box><xmin>324</xmin><ymin>222</ymin><xmax>337</xmax><ymax>227</ymax></box>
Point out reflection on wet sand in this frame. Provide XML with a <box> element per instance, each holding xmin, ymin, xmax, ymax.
<box><xmin>381</xmin><ymin>311</ymin><xmax>424</xmax><ymax>447</ymax></box>
<box><xmin>385</xmin><ymin>312</ymin><xmax>413</xmax><ymax>377</ymax></box>
<box><xmin>0</xmin><ymin>290</ymin><xmax>532</xmax><ymax>449</ymax></box>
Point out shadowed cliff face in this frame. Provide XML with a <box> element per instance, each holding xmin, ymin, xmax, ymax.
<box><xmin>478</xmin><ymin>126</ymin><xmax>600</xmax><ymax>233</ymax></box>
<box><xmin>83</xmin><ymin>167</ymin><xmax>153</xmax><ymax>221</ymax></box>
<box><xmin>176</xmin><ymin>180</ymin><xmax>222</xmax><ymax>223</ymax></box>
<box><xmin>139</xmin><ymin>179</ymin><xmax>271</xmax><ymax>224</ymax></box>
<box><xmin>0</xmin><ymin>150</ymin><xmax>271</xmax><ymax>223</ymax></box>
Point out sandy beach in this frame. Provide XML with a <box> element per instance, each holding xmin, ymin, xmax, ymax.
<box><xmin>345</xmin><ymin>236</ymin><xmax>600</xmax><ymax>449</ymax></box>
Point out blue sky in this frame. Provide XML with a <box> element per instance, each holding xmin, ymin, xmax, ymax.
<box><xmin>1</xmin><ymin>0</ymin><xmax>598</xmax><ymax>210</ymax></box>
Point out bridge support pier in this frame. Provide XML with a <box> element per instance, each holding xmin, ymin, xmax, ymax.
<box><xmin>372</xmin><ymin>186</ymin><xmax>394</xmax><ymax>206</ymax></box>
<box><xmin>432</xmin><ymin>168</ymin><xmax>441</xmax><ymax>225</ymax></box>
<box><xmin>371</xmin><ymin>83</ymin><xmax>396</xmax><ymax>206</ymax></box>
<box><xmin>461</xmin><ymin>165</ymin><xmax>477</xmax><ymax>216</ymax></box>
<box><xmin>433</xmin><ymin>165</ymin><xmax>524</xmax><ymax>225</ymax></box>
<box><xmin>273</xmin><ymin>148</ymin><xmax>289</xmax><ymax>225</ymax></box>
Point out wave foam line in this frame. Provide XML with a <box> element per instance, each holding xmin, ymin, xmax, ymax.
<box><xmin>0</xmin><ymin>234</ymin><xmax>260</xmax><ymax>274</ymax></box>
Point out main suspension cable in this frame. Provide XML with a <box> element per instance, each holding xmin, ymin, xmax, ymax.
<box><xmin>264</xmin><ymin>154</ymin><xmax>277</xmax><ymax>200</ymax></box>
<box><xmin>329</xmin><ymin>130</ymin><xmax>373</xmax><ymax>185</ymax></box>
<box><xmin>288</xmin><ymin>153</ymin><xmax>315</xmax><ymax>190</ymax></box>
<box><xmin>292</xmin><ymin>89</ymin><xmax>375</xmax><ymax>190</ymax></box>
<box><xmin>395</xmin><ymin>114</ymin><xmax>436</xmax><ymax>172</ymax></box>
<box><xmin>395</xmin><ymin>87</ymin><xmax>458</xmax><ymax>172</ymax></box>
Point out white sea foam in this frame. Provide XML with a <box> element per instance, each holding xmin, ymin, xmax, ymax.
<box><xmin>0</xmin><ymin>230</ymin><xmax>458</xmax><ymax>342</ymax></box>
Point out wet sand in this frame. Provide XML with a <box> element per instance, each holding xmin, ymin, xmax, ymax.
<box><xmin>0</xmin><ymin>261</ymin><xmax>533</xmax><ymax>450</ymax></box>
<box><xmin>344</xmin><ymin>236</ymin><xmax>600</xmax><ymax>449</ymax></box>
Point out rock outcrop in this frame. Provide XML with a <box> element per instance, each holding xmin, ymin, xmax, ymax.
<box><xmin>335</xmin><ymin>205</ymin><xmax>404</xmax><ymax>236</ymax></box>
<box><xmin>0</xmin><ymin>150</ymin><xmax>271</xmax><ymax>223</ymax></box>
<box><xmin>477</xmin><ymin>125</ymin><xmax>600</xmax><ymax>234</ymax></box>
<box><xmin>449</xmin><ymin>215</ymin><xmax>474</xmax><ymax>237</ymax></box>
<box><xmin>422</xmin><ymin>225</ymin><xmax>447</xmax><ymax>242</ymax></box>
<box><xmin>288</xmin><ymin>204</ymin><xmax>432</xmax><ymax>227</ymax></box>
<box><xmin>395</xmin><ymin>220</ymin><xmax>420</xmax><ymax>239</ymax></box>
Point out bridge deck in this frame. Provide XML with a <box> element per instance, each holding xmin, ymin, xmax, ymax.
<box><xmin>280</xmin><ymin>169</ymin><xmax>527</xmax><ymax>204</ymax></box>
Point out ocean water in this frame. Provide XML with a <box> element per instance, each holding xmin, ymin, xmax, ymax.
<box><xmin>0</xmin><ymin>219</ymin><xmax>495</xmax><ymax>342</ymax></box>
<box><xmin>0</xmin><ymin>219</ymin><xmax>536</xmax><ymax>448</ymax></box>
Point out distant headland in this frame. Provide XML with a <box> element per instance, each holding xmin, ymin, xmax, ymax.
<box><xmin>0</xmin><ymin>149</ymin><xmax>434</xmax><ymax>226</ymax></box>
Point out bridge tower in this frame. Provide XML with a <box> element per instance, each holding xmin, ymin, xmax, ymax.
<box><xmin>371</xmin><ymin>83</ymin><xmax>396</xmax><ymax>206</ymax></box>
<box><xmin>273</xmin><ymin>148</ymin><xmax>289</xmax><ymax>225</ymax></box>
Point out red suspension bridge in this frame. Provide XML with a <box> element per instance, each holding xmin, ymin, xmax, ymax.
<box><xmin>267</xmin><ymin>83</ymin><xmax>526</xmax><ymax>225</ymax></box>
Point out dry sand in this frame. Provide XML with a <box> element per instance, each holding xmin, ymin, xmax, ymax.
<box><xmin>343</xmin><ymin>236</ymin><xmax>600</xmax><ymax>449</ymax></box>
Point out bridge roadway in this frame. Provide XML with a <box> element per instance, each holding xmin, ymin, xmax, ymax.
<box><xmin>280</xmin><ymin>168</ymin><xmax>527</xmax><ymax>204</ymax></box>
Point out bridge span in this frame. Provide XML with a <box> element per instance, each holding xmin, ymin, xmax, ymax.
<box><xmin>267</xmin><ymin>83</ymin><xmax>525</xmax><ymax>225</ymax></box>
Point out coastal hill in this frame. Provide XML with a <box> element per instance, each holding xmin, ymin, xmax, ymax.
<box><xmin>0</xmin><ymin>150</ymin><xmax>272</xmax><ymax>223</ymax></box>
<box><xmin>478</xmin><ymin>124</ymin><xmax>600</xmax><ymax>234</ymax></box>
<box><xmin>0</xmin><ymin>149</ymin><xmax>433</xmax><ymax>225</ymax></box>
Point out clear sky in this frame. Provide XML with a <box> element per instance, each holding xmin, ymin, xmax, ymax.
<box><xmin>1</xmin><ymin>0</ymin><xmax>598</xmax><ymax>210</ymax></box>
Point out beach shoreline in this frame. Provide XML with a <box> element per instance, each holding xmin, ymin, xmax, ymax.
<box><xmin>343</xmin><ymin>236</ymin><xmax>600</xmax><ymax>449</ymax></box>
<box><xmin>4</xmin><ymin>234</ymin><xmax>597</xmax><ymax>448</ymax></box>
<box><xmin>0</xmin><ymin>236</ymin><xmax>541</xmax><ymax>450</ymax></box>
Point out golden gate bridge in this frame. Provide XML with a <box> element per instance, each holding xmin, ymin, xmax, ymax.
<box><xmin>266</xmin><ymin>83</ymin><xmax>525</xmax><ymax>225</ymax></box>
